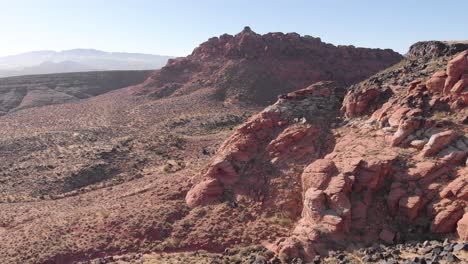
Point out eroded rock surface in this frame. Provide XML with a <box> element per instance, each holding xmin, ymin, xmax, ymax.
<box><xmin>187</xmin><ymin>44</ymin><xmax>467</xmax><ymax>262</ymax></box>
<box><xmin>135</xmin><ymin>27</ymin><xmax>402</xmax><ymax>106</ymax></box>
<box><xmin>186</xmin><ymin>81</ymin><xmax>346</xmax><ymax>208</ymax></box>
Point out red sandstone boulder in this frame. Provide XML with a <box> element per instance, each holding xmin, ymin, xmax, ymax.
<box><xmin>186</xmin><ymin>81</ymin><xmax>345</xmax><ymax>208</ymax></box>
<box><xmin>353</xmin><ymin>158</ymin><xmax>393</xmax><ymax>191</ymax></box>
<box><xmin>457</xmin><ymin>213</ymin><xmax>468</xmax><ymax>240</ymax></box>
<box><xmin>388</xmin><ymin>107</ymin><xmax>411</xmax><ymax>127</ymax></box>
<box><xmin>431</xmin><ymin>202</ymin><xmax>464</xmax><ymax>234</ymax></box>
<box><xmin>186</xmin><ymin>179</ymin><xmax>223</xmax><ymax>207</ymax></box>
<box><xmin>440</xmin><ymin>174</ymin><xmax>468</xmax><ymax>199</ymax></box>
<box><xmin>420</xmin><ymin>130</ymin><xmax>459</xmax><ymax>157</ymax></box>
<box><xmin>287</xmin><ymin>84</ymin><xmax>332</xmax><ymax>98</ymax></box>
<box><xmin>408</xmin><ymin>80</ymin><xmax>423</xmax><ymax>92</ymax></box>
<box><xmin>444</xmin><ymin>50</ymin><xmax>468</xmax><ymax>93</ymax></box>
<box><xmin>426</xmin><ymin>70</ymin><xmax>447</xmax><ymax>93</ymax></box>
<box><xmin>325</xmin><ymin>174</ymin><xmax>354</xmax><ymax>195</ymax></box>
<box><xmin>341</xmin><ymin>88</ymin><xmax>380</xmax><ymax>117</ymax></box>
<box><xmin>399</xmin><ymin>195</ymin><xmax>423</xmax><ymax>221</ymax></box>
<box><xmin>301</xmin><ymin>159</ymin><xmax>336</xmax><ymax>190</ymax></box>
<box><xmin>302</xmin><ymin>188</ymin><xmax>326</xmax><ymax>221</ymax></box>
<box><xmin>391</xmin><ymin>117</ymin><xmax>421</xmax><ymax>146</ymax></box>
<box><xmin>451</xmin><ymin>75</ymin><xmax>468</xmax><ymax>95</ymax></box>
<box><xmin>266</xmin><ymin>124</ymin><xmax>322</xmax><ymax>165</ymax></box>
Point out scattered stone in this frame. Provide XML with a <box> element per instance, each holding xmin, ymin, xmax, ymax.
<box><xmin>453</xmin><ymin>243</ymin><xmax>468</xmax><ymax>252</ymax></box>
<box><xmin>444</xmin><ymin>253</ymin><xmax>460</xmax><ymax>262</ymax></box>
<box><xmin>253</xmin><ymin>255</ymin><xmax>267</xmax><ymax>264</ymax></box>
<box><xmin>312</xmin><ymin>255</ymin><xmax>321</xmax><ymax>264</ymax></box>
<box><xmin>443</xmin><ymin>244</ymin><xmax>454</xmax><ymax>252</ymax></box>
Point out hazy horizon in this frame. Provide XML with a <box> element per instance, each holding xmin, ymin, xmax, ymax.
<box><xmin>1</xmin><ymin>0</ymin><xmax>467</xmax><ymax>57</ymax></box>
<box><xmin>0</xmin><ymin>48</ymin><xmax>174</xmax><ymax>58</ymax></box>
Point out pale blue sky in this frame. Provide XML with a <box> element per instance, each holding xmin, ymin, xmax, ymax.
<box><xmin>0</xmin><ymin>0</ymin><xmax>467</xmax><ymax>57</ymax></box>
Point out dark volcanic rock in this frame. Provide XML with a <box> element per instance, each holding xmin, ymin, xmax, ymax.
<box><xmin>407</xmin><ymin>41</ymin><xmax>468</xmax><ymax>59</ymax></box>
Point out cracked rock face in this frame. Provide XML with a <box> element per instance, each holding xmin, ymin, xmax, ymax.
<box><xmin>186</xmin><ymin>81</ymin><xmax>346</xmax><ymax>208</ymax></box>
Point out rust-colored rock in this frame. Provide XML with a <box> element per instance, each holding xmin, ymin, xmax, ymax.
<box><xmin>391</xmin><ymin>117</ymin><xmax>421</xmax><ymax>146</ymax></box>
<box><xmin>301</xmin><ymin>159</ymin><xmax>336</xmax><ymax>190</ymax></box>
<box><xmin>431</xmin><ymin>202</ymin><xmax>464</xmax><ymax>234</ymax></box>
<box><xmin>445</xmin><ymin>50</ymin><xmax>468</xmax><ymax>93</ymax></box>
<box><xmin>451</xmin><ymin>75</ymin><xmax>468</xmax><ymax>95</ymax></box>
<box><xmin>420</xmin><ymin>130</ymin><xmax>459</xmax><ymax>157</ymax></box>
<box><xmin>341</xmin><ymin>88</ymin><xmax>380</xmax><ymax>117</ymax></box>
<box><xmin>136</xmin><ymin>28</ymin><xmax>403</xmax><ymax>106</ymax></box>
<box><xmin>186</xmin><ymin>81</ymin><xmax>345</xmax><ymax>208</ymax></box>
<box><xmin>269</xmin><ymin>48</ymin><xmax>468</xmax><ymax>260</ymax></box>
<box><xmin>457</xmin><ymin>213</ymin><xmax>468</xmax><ymax>240</ymax></box>
<box><xmin>426</xmin><ymin>70</ymin><xmax>447</xmax><ymax>93</ymax></box>
<box><xmin>186</xmin><ymin>178</ymin><xmax>223</xmax><ymax>207</ymax></box>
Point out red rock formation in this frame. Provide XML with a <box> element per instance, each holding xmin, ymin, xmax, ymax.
<box><xmin>341</xmin><ymin>88</ymin><xmax>381</xmax><ymax>118</ymax></box>
<box><xmin>273</xmin><ymin>51</ymin><xmax>467</xmax><ymax>261</ymax></box>
<box><xmin>445</xmin><ymin>50</ymin><xmax>468</xmax><ymax>94</ymax></box>
<box><xmin>186</xmin><ymin>47</ymin><xmax>467</xmax><ymax>262</ymax></box>
<box><xmin>186</xmin><ymin>81</ymin><xmax>346</xmax><ymax>208</ymax></box>
<box><xmin>426</xmin><ymin>70</ymin><xmax>447</xmax><ymax>93</ymax></box>
<box><xmin>458</xmin><ymin>213</ymin><xmax>468</xmax><ymax>240</ymax></box>
<box><xmin>133</xmin><ymin>27</ymin><xmax>402</xmax><ymax>106</ymax></box>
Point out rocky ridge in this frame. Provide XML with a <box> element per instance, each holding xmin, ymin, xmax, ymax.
<box><xmin>134</xmin><ymin>27</ymin><xmax>402</xmax><ymax>106</ymax></box>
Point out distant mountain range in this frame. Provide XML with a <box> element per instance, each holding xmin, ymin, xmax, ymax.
<box><xmin>0</xmin><ymin>49</ymin><xmax>173</xmax><ymax>77</ymax></box>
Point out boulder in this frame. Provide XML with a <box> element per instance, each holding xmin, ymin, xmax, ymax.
<box><xmin>391</xmin><ymin>117</ymin><xmax>421</xmax><ymax>146</ymax></box>
<box><xmin>341</xmin><ymin>88</ymin><xmax>380</xmax><ymax>117</ymax></box>
<box><xmin>420</xmin><ymin>130</ymin><xmax>459</xmax><ymax>157</ymax></box>
<box><xmin>185</xmin><ymin>179</ymin><xmax>223</xmax><ymax>207</ymax></box>
<box><xmin>457</xmin><ymin>213</ymin><xmax>468</xmax><ymax>240</ymax></box>
<box><xmin>431</xmin><ymin>203</ymin><xmax>464</xmax><ymax>234</ymax></box>
<box><xmin>444</xmin><ymin>50</ymin><xmax>468</xmax><ymax>93</ymax></box>
<box><xmin>399</xmin><ymin>194</ymin><xmax>423</xmax><ymax>221</ymax></box>
<box><xmin>301</xmin><ymin>159</ymin><xmax>336</xmax><ymax>190</ymax></box>
<box><xmin>451</xmin><ymin>75</ymin><xmax>468</xmax><ymax>95</ymax></box>
<box><xmin>426</xmin><ymin>70</ymin><xmax>447</xmax><ymax>93</ymax></box>
<box><xmin>440</xmin><ymin>174</ymin><xmax>468</xmax><ymax>199</ymax></box>
<box><xmin>388</xmin><ymin>107</ymin><xmax>411</xmax><ymax>127</ymax></box>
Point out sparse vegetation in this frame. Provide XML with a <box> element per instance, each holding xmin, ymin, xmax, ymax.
<box><xmin>266</xmin><ymin>212</ymin><xmax>293</xmax><ymax>227</ymax></box>
<box><xmin>164</xmin><ymin>237</ymin><xmax>182</xmax><ymax>249</ymax></box>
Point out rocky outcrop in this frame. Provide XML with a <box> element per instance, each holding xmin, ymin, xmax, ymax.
<box><xmin>134</xmin><ymin>27</ymin><xmax>402</xmax><ymax>106</ymax></box>
<box><xmin>186</xmin><ymin>81</ymin><xmax>345</xmax><ymax>207</ymax></box>
<box><xmin>274</xmin><ymin>50</ymin><xmax>467</xmax><ymax>261</ymax></box>
<box><xmin>445</xmin><ymin>50</ymin><xmax>468</xmax><ymax>97</ymax></box>
<box><xmin>407</xmin><ymin>41</ymin><xmax>468</xmax><ymax>59</ymax></box>
<box><xmin>186</xmin><ymin>47</ymin><xmax>467</xmax><ymax>262</ymax></box>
